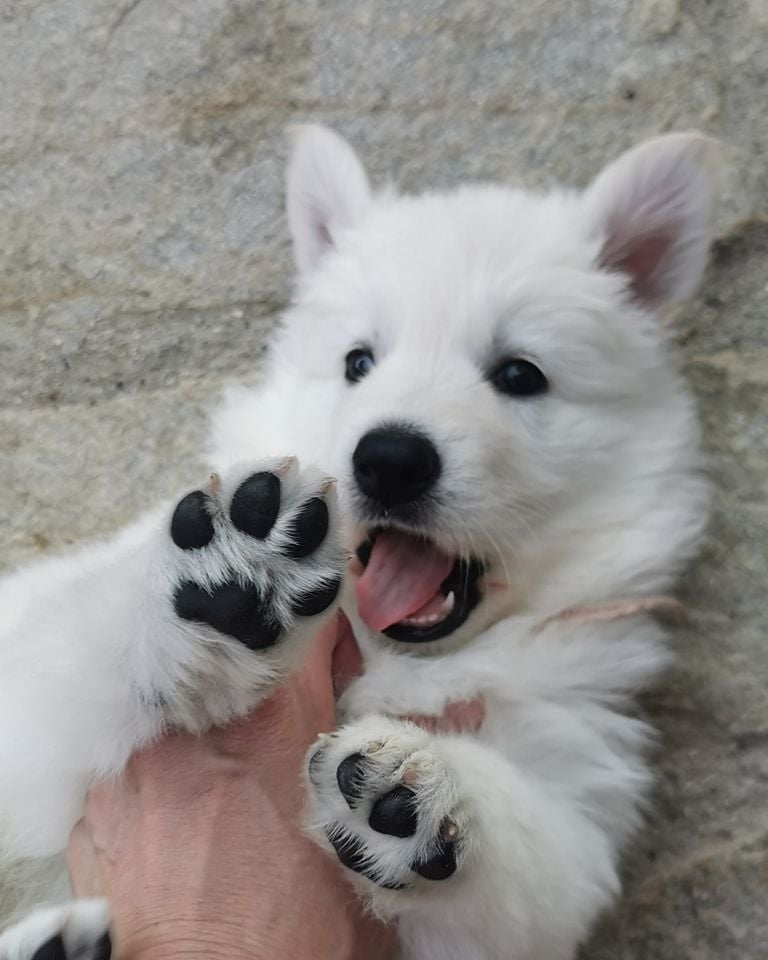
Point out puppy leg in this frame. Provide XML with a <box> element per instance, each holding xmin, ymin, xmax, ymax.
<box><xmin>0</xmin><ymin>458</ymin><xmax>343</xmax><ymax>950</ymax></box>
<box><xmin>306</xmin><ymin>716</ymin><xmax>626</xmax><ymax>960</ymax></box>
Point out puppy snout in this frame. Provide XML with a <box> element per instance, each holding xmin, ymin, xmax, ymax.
<box><xmin>353</xmin><ymin>425</ymin><xmax>441</xmax><ymax>508</ymax></box>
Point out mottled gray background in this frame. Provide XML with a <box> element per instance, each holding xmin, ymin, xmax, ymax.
<box><xmin>1</xmin><ymin>0</ymin><xmax>766</xmax><ymax>956</ymax></box>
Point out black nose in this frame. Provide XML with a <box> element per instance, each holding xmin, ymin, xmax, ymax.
<box><xmin>353</xmin><ymin>426</ymin><xmax>441</xmax><ymax>508</ymax></box>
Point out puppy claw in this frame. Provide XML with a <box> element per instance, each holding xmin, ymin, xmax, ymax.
<box><xmin>401</xmin><ymin>764</ymin><xmax>420</xmax><ymax>787</ymax></box>
<box><xmin>275</xmin><ymin>455</ymin><xmax>298</xmax><ymax>477</ymax></box>
<box><xmin>205</xmin><ymin>472</ymin><xmax>222</xmax><ymax>495</ymax></box>
<box><xmin>440</xmin><ymin>816</ymin><xmax>459</xmax><ymax>842</ymax></box>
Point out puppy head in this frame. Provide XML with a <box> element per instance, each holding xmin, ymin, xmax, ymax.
<box><xmin>276</xmin><ymin>126</ymin><xmax>716</xmax><ymax>643</ymax></box>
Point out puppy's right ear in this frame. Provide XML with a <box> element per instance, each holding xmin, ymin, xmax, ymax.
<box><xmin>286</xmin><ymin>125</ymin><xmax>372</xmax><ymax>274</ymax></box>
<box><xmin>582</xmin><ymin>132</ymin><xmax>719</xmax><ymax>309</ymax></box>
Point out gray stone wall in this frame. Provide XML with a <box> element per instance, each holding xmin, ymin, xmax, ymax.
<box><xmin>1</xmin><ymin>1</ymin><xmax>766</xmax><ymax>956</ymax></box>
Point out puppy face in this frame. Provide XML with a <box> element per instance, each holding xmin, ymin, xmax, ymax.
<box><xmin>270</xmin><ymin>128</ymin><xmax>715</xmax><ymax>643</ymax></box>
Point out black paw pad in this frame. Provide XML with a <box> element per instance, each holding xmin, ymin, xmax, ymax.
<box><xmin>32</xmin><ymin>935</ymin><xmax>66</xmax><ymax>960</ymax></box>
<box><xmin>292</xmin><ymin>577</ymin><xmax>341</xmax><ymax>617</ymax></box>
<box><xmin>412</xmin><ymin>840</ymin><xmax>457</xmax><ymax>880</ymax></box>
<box><xmin>325</xmin><ymin>827</ymin><xmax>369</xmax><ymax>873</ymax></box>
<box><xmin>284</xmin><ymin>498</ymin><xmax>329</xmax><ymax>559</ymax></box>
<box><xmin>171</xmin><ymin>491</ymin><xmax>214</xmax><ymax>550</ymax></box>
<box><xmin>93</xmin><ymin>933</ymin><xmax>113</xmax><ymax>960</ymax></box>
<box><xmin>229</xmin><ymin>472</ymin><xmax>281</xmax><ymax>539</ymax></box>
<box><xmin>174</xmin><ymin>580</ymin><xmax>282</xmax><ymax>650</ymax></box>
<box><xmin>336</xmin><ymin>752</ymin><xmax>367</xmax><ymax>808</ymax></box>
<box><xmin>369</xmin><ymin>785</ymin><xmax>418</xmax><ymax>838</ymax></box>
<box><xmin>325</xmin><ymin>827</ymin><xmax>406</xmax><ymax>890</ymax></box>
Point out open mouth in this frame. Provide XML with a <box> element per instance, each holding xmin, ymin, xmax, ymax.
<box><xmin>353</xmin><ymin>528</ymin><xmax>484</xmax><ymax>643</ymax></box>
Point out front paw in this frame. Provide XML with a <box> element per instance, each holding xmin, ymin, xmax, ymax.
<box><xmin>168</xmin><ymin>458</ymin><xmax>343</xmax><ymax>652</ymax></box>
<box><xmin>305</xmin><ymin>717</ymin><xmax>472</xmax><ymax>895</ymax></box>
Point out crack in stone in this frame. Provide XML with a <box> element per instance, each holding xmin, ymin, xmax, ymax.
<box><xmin>105</xmin><ymin>0</ymin><xmax>148</xmax><ymax>47</ymax></box>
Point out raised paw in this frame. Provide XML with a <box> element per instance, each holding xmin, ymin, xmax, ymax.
<box><xmin>0</xmin><ymin>900</ymin><xmax>110</xmax><ymax>960</ymax></box>
<box><xmin>305</xmin><ymin>718</ymin><xmax>470</xmax><ymax>895</ymax></box>
<box><xmin>166</xmin><ymin>458</ymin><xmax>343</xmax><ymax>653</ymax></box>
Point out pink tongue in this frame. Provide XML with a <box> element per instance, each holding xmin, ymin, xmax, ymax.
<box><xmin>355</xmin><ymin>531</ymin><xmax>454</xmax><ymax>632</ymax></box>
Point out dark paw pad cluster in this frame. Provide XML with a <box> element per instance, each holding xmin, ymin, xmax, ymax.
<box><xmin>329</xmin><ymin>755</ymin><xmax>459</xmax><ymax>887</ymax></box>
<box><xmin>170</xmin><ymin>469</ymin><xmax>339</xmax><ymax>649</ymax></box>
<box><xmin>171</xmin><ymin>471</ymin><xmax>330</xmax><ymax>556</ymax></box>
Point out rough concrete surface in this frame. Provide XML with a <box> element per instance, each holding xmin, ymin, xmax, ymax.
<box><xmin>1</xmin><ymin>0</ymin><xmax>766</xmax><ymax>955</ymax></box>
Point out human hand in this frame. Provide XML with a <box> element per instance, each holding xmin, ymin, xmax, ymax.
<box><xmin>67</xmin><ymin>617</ymin><xmax>395</xmax><ymax>960</ymax></box>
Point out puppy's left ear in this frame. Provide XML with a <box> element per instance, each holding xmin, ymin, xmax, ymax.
<box><xmin>582</xmin><ymin>132</ymin><xmax>719</xmax><ymax>309</ymax></box>
<box><xmin>286</xmin><ymin>125</ymin><xmax>372</xmax><ymax>274</ymax></box>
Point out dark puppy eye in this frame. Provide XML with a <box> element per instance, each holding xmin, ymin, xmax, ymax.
<box><xmin>345</xmin><ymin>348</ymin><xmax>375</xmax><ymax>384</ymax></box>
<box><xmin>491</xmin><ymin>358</ymin><xmax>548</xmax><ymax>397</ymax></box>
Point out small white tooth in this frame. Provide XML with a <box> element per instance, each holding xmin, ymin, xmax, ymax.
<box><xmin>400</xmin><ymin>613</ymin><xmax>436</xmax><ymax>627</ymax></box>
<box><xmin>399</xmin><ymin>591</ymin><xmax>457</xmax><ymax>628</ymax></box>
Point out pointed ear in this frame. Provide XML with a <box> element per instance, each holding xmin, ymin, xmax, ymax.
<box><xmin>286</xmin><ymin>125</ymin><xmax>372</xmax><ymax>274</ymax></box>
<box><xmin>582</xmin><ymin>132</ymin><xmax>719</xmax><ymax>308</ymax></box>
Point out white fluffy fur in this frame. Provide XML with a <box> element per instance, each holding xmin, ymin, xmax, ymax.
<box><xmin>0</xmin><ymin>126</ymin><xmax>716</xmax><ymax>959</ymax></box>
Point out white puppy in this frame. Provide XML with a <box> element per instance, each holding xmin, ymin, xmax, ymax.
<box><xmin>0</xmin><ymin>126</ymin><xmax>716</xmax><ymax>960</ymax></box>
